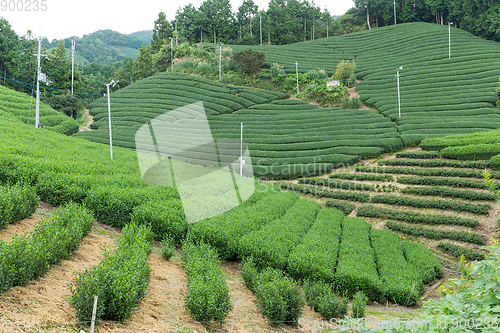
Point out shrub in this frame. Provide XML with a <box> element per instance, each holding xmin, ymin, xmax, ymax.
<box><xmin>182</xmin><ymin>242</ymin><xmax>232</xmax><ymax>323</ymax></box>
<box><xmin>397</xmin><ymin>175</ymin><xmax>487</xmax><ymax>190</ymax></box>
<box><xmin>437</xmin><ymin>242</ymin><xmax>486</xmax><ymax>261</ymax></box>
<box><xmin>395</xmin><ymin>151</ymin><xmax>439</xmax><ymax>159</ymax></box>
<box><xmin>298</xmin><ymin>177</ymin><xmax>374</xmax><ymax>191</ymax></box>
<box><xmin>324</xmin><ymin>200</ymin><xmax>355</xmax><ymax>216</ymax></box>
<box><xmin>69</xmin><ymin>223</ymin><xmax>153</xmax><ymax>322</ymax></box>
<box><xmin>380</xmin><ymin>158</ymin><xmax>489</xmax><ymax>169</ymax></box>
<box><xmin>402</xmin><ymin>241</ymin><xmax>443</xmax><ymax>284</ymax></box>
<box><xmin>253</xmin><ymin>267</ymin><xmax>305</xmax><ymax>325</ymax></box>
<box><xmin>160</xmin><ymin>236</ymin><xmax>175</xmax><ymax>260</ymax></box>
<box><xmin>234</xmin><ymin>49</ymin><xmax>266</xmax><ymax>76</ymax></box>
<box><xmin>303</xmin><ymin>280</ymin><xmax>348</xmax><ymax>320</ymax></box>
<box><xmin>351</xmin><ymin>291</ymin><xmax>367</xmax><ymax>318</ymax></box>
<box><xmin>278</xmin><ymin>182</ymin><xmax>370</xmax><ymax>203</ymax></box>
<box><xmin>330</xmin><ymin>172</ymin><xmax>393</xmax><ymax>182</ymax></box>
<box><xmin>401</xmin><ymin>186</ymin><xmax>496</xmax><ymax>201</ymax></box>
<box><xmin>0</xmin><ymin>203</ymin><xmax>94</xmax><ymax>293</ymax></box>
<box><xmin>241</xmin><ymin>258</ymin><xmax>259</xmax><ymax>292</ymax></box>
<box><xmin>131</xmin><ymin>199</ymin><xmax>187</xmax><ymax>244</ymax></box>
<box><xmin>0</xmin><ymin>184</ymin><xmax>39</xmax><ymax>228</ymax></box>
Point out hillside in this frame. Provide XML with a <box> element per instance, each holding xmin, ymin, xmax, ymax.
<box><xmin>0</xmin><ymin>85</ymin><xmax>79</xmax><ymax>135</ymax></box>
<box><xmin>77</xmin><ymin>72</ymin><xmax>402</xmax><ymax>179</ymax></box>
<box><xmin>44</xmin><ymin>29</ymin><xmax>147</xmax><ymax>64</ymax></box>
<box><xmin>230</xmin><ymin>22</ymin><xmax>500</xmax><ymax>145</ymax></box>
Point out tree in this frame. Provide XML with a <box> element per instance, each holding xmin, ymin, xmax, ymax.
<box><xmin>199</xmin><ymin>0</ymin><xmax>236</xmax><ymax>43</ymax></box>
<box><xmin>0</xmin><ymin>19</ymin><xmax>19</xmax><ymax>85</ymax></box>
<box><xmin>131</xmin><ymin>45</ymin><xmax>154</xmax><ymax>82</ymax></box>
<box><xmin>237</xmin><ymin>0</ymin><xmax>258</xmax><ymax>39</ymax></box>
<box><xmin>151</xmin><ymin>11</ymin><xmax>173</xmax><ymax>51</ymax></box>
<box><xmin>234</xmin><ymin>49</ymin><xmax>266</xmax><ymax>76</ymax></box>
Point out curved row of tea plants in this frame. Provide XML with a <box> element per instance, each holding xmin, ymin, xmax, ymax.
<box><xmin>0</xmin><ymin>184</ymin><xmax>39</xmax><ymax>229</ymax></box>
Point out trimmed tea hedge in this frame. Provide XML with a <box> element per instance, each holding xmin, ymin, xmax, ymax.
<box><xmin>329</xmin><ymin>172</ymin><xmax>393</xmax><ymax>182</ymax></box>
<box><xmin>278</xmin><ymin>182</ymin><xmax>370</xmax><ymax>203</ymax></box>
<box><xmin>356</xmin><ymin>165</ymin><xmax>496</xmax><ymax>179</ymax></box>
<box><xmin>298</xmin><ymin>178</ymin><xmax>374</xmax><ymax>191</ymax></box>
<box><xmin>386</xmin><ymin>221</ymin><xmax>484</xmax><ymax>245</ymax></box>
<box><xmin>1</xmin><ymin>203</ymin><xmax>94</xmax><ymax>294</ymax></box>
<box><xmin>335</xmin><ymin>217</ymin><xmax>383</xmax><ymax>302</ymax></box>
<box><xmin>287</xmin><ymin>208</ymin><xmax>343</xmax><ymax>282</ymax></box>
<box><xmin>397</xmin><ymin>176</ymin><xmax>487</xmax><ymax>190</ymax></box>
<box><xmin>324</xmin><ymin>200</ymin><xmax>355</xmax><ymax>216</ymax></box>
<box><xmin>402</xmin><ymin>241</ymin><xmax>443</xmax><ymax>284</ymax></box>
<box><xmin>182</xmin><ymin>242</ymin><xmax>232</xmax><ymax>322</ymax></box>
<box><xmin>401</xmin><ymin>186</ymin><xmax>496</xmax><ymax>201</ymax></box>
<box><xmin>69</xmin><ymin>223</ymin><xmax>153</xmax><ymax>322</ymax></box>
<box><xmin>437</xmin><ymin>242</ymin><xmax>486</xmax><ymax>261</ymax></box>
<box><xmin>356</xmin><ymin>205</ymin><xmax>478</xmax><ymax>228</ymax></box>
<box><xmin>238</xmin><ymin>199</ymin><xmax>320</xmax><ymax>269</ymax></box>
<box><xmin>441</xmin><ymin>143</ymin><xmax>500</xmax><ymax>161</ymax></box>
<box><xmin>370</xmin><ymin>229</ymin><xmax>422</xmax><ymax>306</ymax></box>
<box><xmin>395</xmin><ymin>151</ymin><xmax>439</xmax><ymax>159</ymax></box>
<box><xmin>0</xmin><ymin>184</ymin><xmax>39</xmax><ymax>229</ymax></box>
<box><xmin>420</xmin><ymin>129</ymin><xmax>500</xmax><ymax>151</ymax></box>
<box><xmin>370</xmin><ymin>194</ymin><xmax>490</xmax><ymax>215</ymax></box>
<box><xmin>380</xmin><ymin>158</ymin><xmax>489</xmax><ymax>169</ymax></box>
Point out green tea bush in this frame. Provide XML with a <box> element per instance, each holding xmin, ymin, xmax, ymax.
<box><xmin>351</xmin><ymin>291</ymin><xmax>367</xmax><ymax>318</ymax></box>
<box><xmin>437</xmin><ymin>242</ymin><xmax>485</xmax><ymax>261</ymax></box>
<box><xmin>299</xmin><ymin>177</ymin><xmax>374</xmax><ymax>191</ymax></box>
<box><xmin>402</xmin><ymin>241</ymin><xmax>443</xmax><ymax>284</ymax></box>
<box><xmin>160</xmin><ymin>236</ymin><xmax>176</xmax><ymax>260</ymax></box>
<box><xmin>335</xmin><ymin>218</ymin><xmax>383</xmax><ymax>302</ymax></box>
<box><xmin>0</xmin><ymin>203</ymin><xmax>94</xmax><ymax>293</ymax></box>
<box><xmin>489</xmin><ymin>153</ymin><xmax>500</xmax><ymax>170</ymax></box>
<box><xmin>35</xmin><ymin>172</ymin><xmax>89</xmax><ymax>206</ymax></box>
<box><xmin>241</xmin><ymin>257</ymin><xmax>259</xmax><ymax>292</ymax></box>
<box><xmin>357</xmin><ymin>165</ymin><xmax>497</xmax><ymax>179</ymax></box>
<box><xmin>131</xmin><ymin>199</ymin><xmax>187</xmax><ymax>244</ymax></box>
<box><xmin>441</xmin><ymin>143</ymin><xmax>500</xmax><ymax>161</ymax></box>
<box><xmin>182</xmin><ymin>242</ymin><xmax>232</xmax><ymax>323</ymax></box>
<box><xmin>330</xmin><ymin>172</ymin><xmax>394</xmax><ymax>182</ymax></box>
<box><xmin>239</xmin><ymin>199</ymin><xmax>320</xmax><ymax>269</ymax></box>
<box><xmin>278</xmin><ymin>182</ymin><xmax>370</xmax><ymax>203</ymax></box>
<box><xmin>0</xmin><ymin>184</ymin><xmax>39</xmax><ymax>228</ymax></box>
<box><xmin>303</xmin><ymin>280</ymin><xmax>348</xmax><ymax>320</ymax></box>
<box><xmin>324</xmin><ymin>200</ymin><xmax>355</xmax><ymax>216</ymax></box>
<box><xmin>401</xmin><ymin>186</ymin><xmax>496</xmax><ymax>201</ymax></box>
<box><xmin>397</xmin><ymin>175</ymin><xmax>487</xmax><ymax>190</ymax></box>
<box><xmin>84</xmin><ymin>186</ymin><xmax>177</xmax><ymax>228</ymax></box>
<box><xmin>386</xmin><ymin>221</ymin><xmax>484</xmax><ymax>245</ymax></box>
<box><xmin>69</xmin><ymin>223</ymin><xmax>153</xmax><ymax>321</ymax></box>
<box><xmin>370</xmin><ymin>194</ymin><xmax>490</xmax><ymax>215</ymax></box>
<box><xmin>356</xmin><ymin>205</ymin><xmax>479</xmax><ymax>228</ymax></box>
<box><xmin>395</xmin><ymin>151</ymin><xmax>439</xmax><ymax>159</ymax></box>
<box><xmin>287</xmin><ymin>209</ymin><xmax>343</xmax><ymax>282</ymax></box>
<box><xmin>371</xmin><ymin>229</ymin><xmax>422</xmax><ymax>306</ymax></box>
<box><xmin>252</xmin><ymin>267</ymin><xmax>305</xmax><ymax>325</ymax></box>
<box><xmin>380</xmin><ymin>158</ymin><xmax>489</xmax><ymax>169</ymax></box>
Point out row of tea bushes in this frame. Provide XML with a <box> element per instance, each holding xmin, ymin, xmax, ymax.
<box><xmin>0</xmin><ymin>184</ymin><xmax>39</xmax><ymax>229</ymax></box>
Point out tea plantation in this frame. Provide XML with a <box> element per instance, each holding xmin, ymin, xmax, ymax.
<box><xmin>231</xmin><ymin>22</ymin><xmax>500</xmax><ymax>146</ymax></box>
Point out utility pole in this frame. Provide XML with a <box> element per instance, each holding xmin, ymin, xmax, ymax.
<box><xmin>396</xmin><ymin>66</ymin><xmax>403</xmax><ymax>118</ymax></box>
<box><xmin>448</xmin><ymin>22</ymin><xmax>453</xmax><ymax>58</ymax></box>
<box><xmin>35</xmin><ymin>35</ymin><xmax>51</xmax><ymax>128</ymax></box>
<box><xmin>106</xmin><ymin>80</ymin><xmax>118</xmax><ymax>159</ymax></box>
<box><xmin>260</xmin><ymin>15</ymin><xmax>262</xmax><ymax>45</ymax></box>
<box><xmin>394</xmin><ymin>0</ymin><xmax>397</xmax><ymax>25</ymax></box>
<box><xmin>240</xmin><ymin>122</ymin><xmax>244</xmax><ymax>176</ymax></box>
<box><xmin>219</xmin><ymin>42</ymin><xmax>223</xmax><ymax>81</ymax></box>
<box><xmin>295</xmin><ymin>62</ymin><xmax>299</xmax><ymax>94</ymax></box>
<box><xmin>71</xmin><ymin>40</ymin><xmax>75</xmax><ymax>97</ymax></box>
<box><xmin>169</xmin><ymin>37</ymin><xmax>173</xmax><ymax>72</ymax></box>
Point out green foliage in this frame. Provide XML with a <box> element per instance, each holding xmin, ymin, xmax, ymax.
<box><xmin>0</xmin><ymin>203</ymin><xmax>94</xmax><ymax>294</ymax></box>
<box><xmin>351</xmin><ymin>291</ymin><xmax>367</xmax><ymax>318</ymax></box>
<box><xmin>438</xmin><ymin>242</ymin><xmax>486</xmax><ymax>261</ymax></box>
<box><xmin>182</xmin><ymin>242</ymin><xmax>232</xmax><ymax>323</ymax></box>
<box><xmin>335</xmin><ymin>217</ymin><xmax>383</xmax><ymax>302</ymax></box>
<box><xmin>386</xmin><ymin>221</ymin><xmax>484</xmax><ymax>245</ymax></box>
<box><xmin>234</xmin><ymin>49</ymin><xmax>266</xmax><ymax>76</ymax></box>
<box><xmin>298</xmin><ymin>177</ymin><xmax>374</xmax><ymax>191</ymax></box>
<box><xmin>0</xmin><ymin>184</ymin><xmax>39</xmax><ymax>229</ymax></box>
<box><xmin>287</xmin><ymin>209</ymin><xmax>343</xmax><ymax>282</ymax></box>
<box><xmin>380</xmin><ymin>158</ymin><xmax>490</xmax><ymax>169</ymax></box>
<box><xmin>69</xmin><ymin>223</ymin><xmax>153</xmax><ymax>322</ymax></box>
<box><xmin>304</xmin><ymin>280</ymin><xmax>348</xmax><ymax>320</ymax></box>
<box><xmin>402</xmin><ymin>241</ymin><xmax>443</xmax><ymax>284</ymax></box>
<box><xmin>420</xmin><ymin>129</ymin><xmax>500</xmax><ymax>151</ymax></box>
<box><xmin>397</xmin><ymin>175</ymin><xmax>487</xmax><ymax>190</ymax></box>
<box><xmin>370</xmin><ymin>193</ymin><xmax>490</xmax><ymax>215</ymax></box>
<box><xmin>252</xmin><ymin>267</ymin><xmax>305</xmax><ymax>325</ymax></box>
<box><xmin>131</xmin><ymin>199</ymin><xmax>187</xmax><ymax>244</ymax></box>
<box><xmin>332</xmin><ymin>60</ymin><xmax>356</xmax><ymax>86</ymax></box>
<box><xmin>45</xmin><ymin>95</ymin><xmax>83</xmax><ymax>119</ymax></box>
<box><xmin>330</xmin><ymin>172</ymin><xmax>393</xmax><ymax>182</ymax></box>
<box><xmin>324</xmin><ymin>200</ymin><xmax>355</xmax><ymax>216</ymax></box>
<box><xmin>356</xmin><ymin>165</ymin><xmax>498</xmax><ymax>179</ymax></box>
<box><xmin>395</xmin><ymin>151</ymin><xmax>439</xmax><ymax>159</ymax></box>
<box><xmin>401</xmin><ymin>185</ymin><xmax>497</xmax><ymax>201</ymax></box>
<box><xmin>241</xmin><ymin>257</ymin><xmax>259</xmax><ymax>292</ymax></box>
<box><xmin>371</xmin><ymin>229</ymin><xmax>423</xmax><ymax>306</ymax></box>
<box><xmin>160</xmin><ymin>236</ymin><xmax>175</xmax><ymax>260</ymax></box>
<box><xmin>356</xmin><ymin>205</ymin><xmax>479</xmax><ymax>228</ymax></box>
<box><xmin>441</xmin><ymin>143</ymin><xmax>500</xmax><ymax>161</ymax></box>
<box><xmin>278</xmin><ymin>182</ymin><xmax>370</xmax><ymax>203</ymax></box>
<box><xmin>239</xmin><ymin>199</ymin><xmax>320</xmax><ymax>270</ymax></box>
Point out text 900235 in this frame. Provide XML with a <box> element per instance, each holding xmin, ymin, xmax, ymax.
<box><xmin>1</xmin><ymin>0</ymin><xmax>47</xmax><ymax>11</ymax></box>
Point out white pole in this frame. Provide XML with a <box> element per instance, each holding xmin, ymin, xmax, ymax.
<box><xmin>219</xmin><ymin>42</ymin><xmax>223</xmax><ymax>81</ymax></box>
<box><xmin>240</xmin><ymin>122</ymin><xmax>243</xmax><ymax>176</ymax></box>
<box><xmin>106</xmin><ymin>82</ymin><xmax>114</xmax><ymax>159</ymax></box>
<box><xmin>448</xmin><ymin>23</ymin><xmax>453</xmax><ymax>58</ymax></box>
<box><xmin>260</xmin><ymin>15</ymin><xmax>262</xmax><ymax>45</ymax></box>
<box><xmin>230</xmin><ymin>300</ymin><xmax>237</xmax><ymax>333</ymax></box>
<box><xmin>394</xmin><ymin>0</ymin><xmax>397</xmax><ymax>25</ymax></box>
<box><xmin>295</xmin><ymin>61</ymin><xmax>299</xmax><ymax>94</ymax></box>
<box><xmin>71</xmin><ymin>40</ymin><xmax>75</xmax><ymax>97</ymax></box>
<box><xmin>90</xmin><ymin>295</ymin><xmax>98</xmax><ymax>333</ymax></box>
<box><xmin>35</xmin><ymin>36</ymin><xmax>41</xmax><ymax>128</ymax></box>
<box><xmin>169</xmin><ymin>37</ymin><xmax>173</xmax><ymax>72</ymax></box>
<box><xmin>396</xmin><ymin>66</ymin><xmax>402</xmax><ymax>118</ymax></box>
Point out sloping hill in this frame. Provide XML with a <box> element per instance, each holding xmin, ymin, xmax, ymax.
<box><xmin>76</xmin><ymin>72</ymin><xmax>402</xmax><ymax>178</ymax></box>
<box><xmin>231</xmin><ymin>22</ymin><xmax>500</xmax><ymax>145</ymax></box>
<box><xmin>0</xmin><ymin>85</ymin><xmax>79</xmax><ymax>135</ymax></box>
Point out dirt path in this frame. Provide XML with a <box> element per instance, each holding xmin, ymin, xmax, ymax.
<box><xmin>79</xmin><ymin>109</ymin><xmax>94</xmax><ymax>132</ymax></box>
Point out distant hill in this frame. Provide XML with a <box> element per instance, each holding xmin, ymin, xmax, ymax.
<box><xmin>43</xmin><ymin>30</ymin><xmax>151</xmax><ymax>64</ymax></box>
